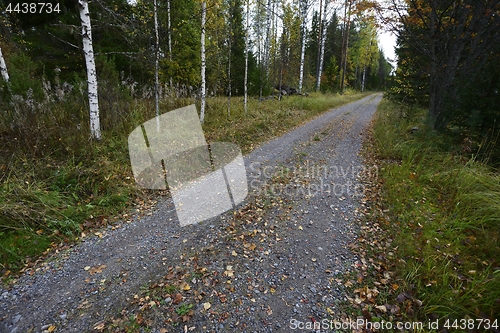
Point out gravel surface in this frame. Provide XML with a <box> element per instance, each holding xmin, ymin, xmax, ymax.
<box><xmin>0</xmin><ymin>93</ymin><xmax>382</xmax><ymax>333</ymax></box>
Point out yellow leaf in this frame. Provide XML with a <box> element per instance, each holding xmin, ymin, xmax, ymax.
<box><xmin>203</xmin><ymin>302</ymin><xmax>211</xmax><ymax>310</ymax></box>
<box><xmin>47</xmin><ymin>325</ymin><xmax>57</xmax><ymax>332</ymax></box>
<box><xmin>298</xmin><ymin>226</ymin><xmax>303</xmax><ymax>230</ymax></box>
<box><xmin>231</xmin><ymin>250</ymin><xmax>237</xmax><ymax>257</ymax></box>
<box><xmin>270</xmin><ymin>287</ymin><xmax>276</xmax><ymax>293</ymax></box>
<box><xmin>182</xmin><ymin>283</ymin><xmax>191</xmax><ymax>291</ymax></box>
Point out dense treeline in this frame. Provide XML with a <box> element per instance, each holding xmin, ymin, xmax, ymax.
<box><xmin>0</xmin><ymin>0</ymin><xmax>391</xmax><ymax>100</ymax></box>
<box><xmin>387</xmin><ymin>0</ymin><xmax>500</xmax><ymax>164</ymax></box>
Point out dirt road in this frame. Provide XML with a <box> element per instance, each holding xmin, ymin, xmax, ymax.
<box><xmin>0</xmin><ymin>93</ymin><xmax>382</xmax><ymax>333</ymax></box>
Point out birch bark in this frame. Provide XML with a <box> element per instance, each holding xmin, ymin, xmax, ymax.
<box><xmin>200</xmin><ymin>1</ymin><xmax>207</xmax><ymax>123</ymax></box>
<box><xmin>79</xmin><ymin>0</ymin><xmax>101</xmax><ymax>140</ymax></box>
<box><xmin>0</xmin><ymin>46</ymin><xmax>9</xmax><ymax>82</ymax></box>
<box><xmin>244</xmin><ymin>0</ymin><xmax>249</xmax><ymax>114</ymax></box>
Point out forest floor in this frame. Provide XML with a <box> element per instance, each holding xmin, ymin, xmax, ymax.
<box><xmin>0</xmin><ymin>94</ymin><xmax>385</xmax><ymax>333</ymax></box>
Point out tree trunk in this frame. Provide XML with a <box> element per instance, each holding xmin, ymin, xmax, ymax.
<box><xmin>298</xmin><ymin>0</ymin><xmax>307</xmax><ymax>93</ymax></box>
<box><xmin>167</xmin><ymin>0</ymin><xmax>173</xmax><ymax>89</ymax></box>
<box><xmin>244</xmin><ymin>0</ymin><xmax>249</xmax><ymax>114</ymax></box>
<box><xmin>154</xmin><ymin>0</ymin><xmax>160</xmax><ymax>128</ymax></box>
<box><xmin>227</xmin><ymin>38</ymin><xmax>231</xmax><ymax>117</ymax></box>
<box><xmin>340</xmin><ymin>0</ymin><xmax>352</xmax><ymax>95</ymax></box>
<box><xmin>315</xmin><ymin>0</ymin><xmax>323</xmax><ymax>92</ymax></box>
<box><xmin>264</xmin><ymin>0</ymin><xmax>272</xmax><ymax>76</ymax></box>
<box><xmin>200</xmin><ymin>1</ymin><xmax>207</xmax><ymax>123</ymax></box>
<box><xmin>361</xmin><ymin>65</ymin><xmax>366</xmax><ymax>92</ymax></box>
<box><xmin>0</xmin><ymin>46</ymin><xmax>9</xmax><ymax>82</ymax></box>
<box><xmin>79</xmin><ymin>0</ymin><xmax>101</xmax><ymax>140</ymax></box>
<box><xmin>317</xmin><ymin>1</ymin><xmax>327</xmax><ymax>92</ymax></box>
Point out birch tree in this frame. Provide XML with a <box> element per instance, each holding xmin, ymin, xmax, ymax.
<box><xmin>314</xmin><ymin>0</ymin><xmax>323</xmax><ymax>91</ymax></box>
<box><xmin>244</xmin><ymin>0</ymin><xmax>249</xmax><ymax>114</ymax></box>
<box><xmin>315</xmin><ymin>0</ymin><xmax>328</xmax><ymax>91</ymax></box>
<box><xmin>200</xmin><ymin>0</ymin><xmax>207</xmax><ymax>123</ymax></box>
<box><xmin>154</xmin><ymin>0</ymin><xmax>160</xmax><ymax>121</ymax></box>
<box><xmin>298</xmin><ymin>0</ymin><xmax>311</xmax><ymax>93</ymax></box>
<box><xmin>167</xmin><ymin>0</ymin><xmax>173</xmax><ymax>89</ymax></box>
<box><xmin>78</xmin><ymin>0</ymin><xmax>101</xmax><ymax>140</ymax></box>
<box><xmin>0</xmin><ymin>45</ymin><xmax>9</xmax><ymax>82</ymax></box>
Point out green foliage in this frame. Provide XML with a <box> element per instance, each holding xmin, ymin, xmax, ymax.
<box><xmin>175</xmin><ymin>303</ymin><xmax>193</xmax><ymax>316</ymax></box>
<box><xmin>373</xmin><ymin>98</ymin><xmax>500</xmax><ymax>321</ymax></box>
<box><xmin>2</xmin><ymin>52</ymin><xmax>44</xmax><ymax>101</ymax></box>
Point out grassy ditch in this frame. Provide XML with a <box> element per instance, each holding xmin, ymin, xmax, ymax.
<box><xmin>366</xmin><ymin>98</ymin><xmax>499</xmax><ymax>325</ymax></box>
<box><xmin>0</xmin><ymin>91</ymin><xmax>370</xmax><ymax>278</ymax></box>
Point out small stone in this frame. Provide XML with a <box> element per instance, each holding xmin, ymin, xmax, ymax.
<box><xmin>12</xmin><ymin>315</ymin><xmax>22</xmax><ymax>324</ymax></box>
<box><xmin>165</xmin><ymin>297</ymin><xmax>172</xmax><ymax>303</ymax></box>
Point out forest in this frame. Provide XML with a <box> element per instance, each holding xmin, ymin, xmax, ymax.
<box><xmin>0</xmin><ymin>0</ymin><xmax>498</xmax><ymax>259</ymax></box>
<box><xmin>0</xmin><ymin>0</ymin><xmax>392</xmax><ymax>130</ymax></box>
<box><xmin>0</xmin><ymin>0</ymin><xmax>499</xmax><ymax>329</ymax></box>
<box><xmin>0</xmin><ymin>0</ymin><xmax>393</xmax><ymax>269</ymax></box>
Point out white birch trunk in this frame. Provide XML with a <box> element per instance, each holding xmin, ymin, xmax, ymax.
<box><xmin>0</xmin><ymin>46</ymin><xmax>9</xmax><ymax>82</ymax></box>
<box><xmin>154</xmin><ymin>0</ymin><xmax>160</xmax><ymax>128</ymax></box>
<box><xmin>317</xmin><ymin>15</ymin><xmax>327</xmax><ymax>91</ymax></box>
<box><xmin>298</xmin><ymin>18</ymin><xmax>306</xmax><ymax>92</ymax></box>
<box><xmin>200</xmin><ymin>1</ymin><xmax>207</xmax><ymax>123</ymax></box>
<box><xmin>244</xmin><ymin>0</ymin><xmax>249</xmax><ymax>114</ymax></box>
<box><xmin>167</xmin><ymin>0</ymin><xmax>173</xmax><ymax>89</ymax></box>
<box><xmin>315</xmin><ymin>0</ymin><xmax>323</xmax><ymax>92</ymax></box>
<box><xmin>227</xmin><ymin>39</ymin><xmax>231</xmax><ymax>117</ymax></box>
<box><xmin>299</xmin><ymin>2</ymin><xmax>307</xmax><ymax>92</ymax></box>
<box><xmin>79</xmin><ymin>0</ymin><xmax>101</xmax><ymax>140</ymax></box>
<box><xmin>264</xmin><ymin>0</ymin><xmax>272</xmax><ymax>74</ymax></box>
<box><xmin>361</xmin><ymin>65</ymin><xmax>366</xmax><ymax>92</ymax></box>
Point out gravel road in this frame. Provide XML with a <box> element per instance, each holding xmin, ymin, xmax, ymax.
<box><xmin>0</xmin><ymin>93</ymin><xmax>382</xmax><ymax>333</ymax></box>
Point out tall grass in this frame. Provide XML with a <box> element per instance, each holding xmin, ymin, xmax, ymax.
<box><xmin>0</xmin><ymin>89</ymin><xmax>370</xmax><ymax>275</ymax></box>
<box><xmin>372</xmin><ymin>98</ymin><xmax>500</xmax><ymax>321</ymax></box>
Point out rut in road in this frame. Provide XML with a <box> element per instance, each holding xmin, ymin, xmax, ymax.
<box><xmin>0</xmin><ymin>93</ymin><xmax>382</xmax><ymax>333</ymax></box>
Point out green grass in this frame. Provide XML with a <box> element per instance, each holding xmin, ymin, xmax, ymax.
<box><xmin>372</xmin><ymin>98</ymin><xmax>500</xmax><ymax>322</ymax></box>
<box><xmin>0</xmin><ymin>90</ymin><xmax>371</xmax><ymax>278</ymax></box>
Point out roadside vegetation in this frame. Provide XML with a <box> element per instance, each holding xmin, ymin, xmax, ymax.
<box><xmin>0</xmin><ymin>87</ymin><xmax>370</xmax><ymax>279</ymax></box>
<box><xmin>357</xmin><ymin>97</ymin><xmax>499</xmax><ymax>327</ymax></box>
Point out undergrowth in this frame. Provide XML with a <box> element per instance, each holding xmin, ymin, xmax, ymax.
<box><xmin>0</xmin><ymin>89</ymin><xmax>370</xmax><ymax>278</ymax></box>
<box><xmin>371</xmin><ymin>98</ymin><xmax>500</xmax><ymax>325</ymax></box>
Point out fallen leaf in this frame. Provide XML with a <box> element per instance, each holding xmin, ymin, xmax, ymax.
<box><xmin>93</xmin><ymin>322</ymin><xmax>105</xmax><ymax>331</ymax></box>
<box><xmin>173</xmin><ymin>293</ymin><xmax>183</xmax><ymax>304</ymax></box>
<box><xmin>89</xmin><ymin>265</ymin><xmax>107</xmax><ymax>276</ymax></box>
<box><xmin>203</xmin><ymin>302</ymin><xmax>211</xmax><ymax>310</ymax></box>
